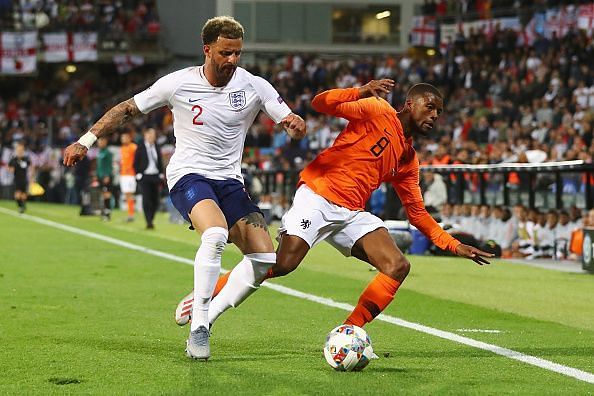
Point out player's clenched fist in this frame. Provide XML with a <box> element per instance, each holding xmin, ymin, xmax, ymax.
<box><xmin>281</xmin><ymin>113</ymin><xmax>306</xmax><ymax>140</ymax></box>
<box><xmin>63</xmin><ymin>143</ymin><xmax>88</xmax><ymax>167</ymax></box>
<box><xmin>359</xmin><ymin>79</ymin><xmax>395</xmax><ymax>99</ymax></box>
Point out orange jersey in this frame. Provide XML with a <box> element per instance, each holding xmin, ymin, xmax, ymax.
<box><xmin>120</xmin><ymin>143</ymin><xmax>137</xmax><ymax>176</ymax></box>
<box><xmin>302</xmin><ymin>87</ymin><xmax>460</xmax><ymax>253</ymax></box>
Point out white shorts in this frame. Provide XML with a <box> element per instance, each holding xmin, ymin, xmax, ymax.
<box><xmin>279</xmin><ymin>184</ymin><xmax>386</xmax><ymax>256</ymax></box>
<box><xmin>120</xmin><ymin>175</ymin><xmax>137</xmax><ymax>194</ymax></box>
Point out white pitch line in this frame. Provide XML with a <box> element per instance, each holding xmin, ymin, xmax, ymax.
<box><xmin>2</xmin><ymin>206</ymin><xmax>594</xmax><ymax>385</ymax></box>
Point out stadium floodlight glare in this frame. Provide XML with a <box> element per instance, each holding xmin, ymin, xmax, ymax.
<box><xmin>376</xmin><ymin>11</ymin><xmax>391</xmax><ymax>20</ymax></box>
<box><xmin>65</xmin><ymin>64</ymin><xmax>77</xmax><ymax>73</ymax></box>
<box><xmin>427</xmin><ymin>49</ymin><xmax>436</xmax><ymax>56</ymax></box>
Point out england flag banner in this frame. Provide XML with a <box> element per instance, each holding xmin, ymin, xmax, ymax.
<box><xmin>410</xmin><ymin>16</ymin><xmax>436</xmax><ymax>47</ymax></box>
<box><xmin>578</xmin><ymin>3</ymin><xmax>594</xmax><ymax>36</ymax></box>
<box><xmin>0</xmin><ymin>31</ymin><xmax>37</xmax><ymax>75</ymax></box>
<box><xmin>544</xmin><ymin>6</ymin><xmax>577</xmax><ymax>39</ymax></box>
<box><xmin>113</xmin><ymin>54</ymin><xmax>144</xmax><ymax>74</ymax></box>
<box><xmin>43</xmin><ymin>32</ymin><xmax>98</xmax><ymax>63</ymax></box>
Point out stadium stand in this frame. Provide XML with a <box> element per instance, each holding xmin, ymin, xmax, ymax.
<box><xmin>0</xmin><ymin>1</ymin><xmax>592</xmax><ymax>261</ymax></box>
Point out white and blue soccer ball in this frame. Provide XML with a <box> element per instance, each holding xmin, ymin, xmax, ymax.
<box><xmin>323</xmin><ymin>324</ymin><xmax>377</xmax><ymax>371</ymax></box>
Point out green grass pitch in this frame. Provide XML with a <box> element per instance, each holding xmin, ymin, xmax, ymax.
<box><xmin>1</xmin><ymin>201</ymin><xmax>593</xmax><ymax>394</ymax></box>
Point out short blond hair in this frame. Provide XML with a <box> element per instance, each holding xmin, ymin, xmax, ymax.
<box><xmin>202</xmin><ymin>16</ymin><xmax>244</xmax><ymax>45</ymax></box>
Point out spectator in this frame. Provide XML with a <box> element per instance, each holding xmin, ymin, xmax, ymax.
<box><xmin>439</xmin><ymin>202</ymin><xmax>456</xmax><ymax>225</ymax></box>
<box><xmin>423</xmin><ymin>171</ymin><xmax>448</xmax><ymax>214</ymax></box>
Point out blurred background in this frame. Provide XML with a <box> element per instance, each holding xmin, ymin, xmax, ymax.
<box><xmin>1</xmin><ymin>0</ymin><xmax>593</xmax><ymax>262</ymax></box>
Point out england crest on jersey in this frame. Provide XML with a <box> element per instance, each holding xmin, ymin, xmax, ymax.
<box><xmin>229</xmin><ymin>90</ymin><xmax>246</xmax><ymax>110</ymax></box>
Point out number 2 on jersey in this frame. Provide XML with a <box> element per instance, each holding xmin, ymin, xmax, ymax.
<box><xmin>192</xmin><ymin>104</ymin><xmax>204</xmax><ymax>125</ymax></box>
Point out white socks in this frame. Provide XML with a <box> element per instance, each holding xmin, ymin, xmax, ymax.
<box><xmin>208</xmin><ymin>252</ymin><xmax>276</xmax><ymax>325</ymax></box>
<box><xmin>191</xmin><ymin>226</ymin><xmax>228</xmax><ymax>332</ymax></box>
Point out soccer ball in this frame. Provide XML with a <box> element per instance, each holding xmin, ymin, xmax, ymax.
<box><xmin>323</xmin><ymin>324</ymin><xmax>376</xmax><ymax>371</ymax></box>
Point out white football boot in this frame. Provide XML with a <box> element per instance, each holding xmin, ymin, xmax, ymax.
<box><xmin>186</xmin><ymin>325</ymin><xmax>210</xmax><ymax>360</ymax></box>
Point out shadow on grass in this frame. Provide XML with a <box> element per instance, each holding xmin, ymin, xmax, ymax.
<box><xmin>48</xmin><ymin>377</ymin><xmax>82</xmax><ymax>385</ymax></box>
<box><xmin>50</xmin><ymin>334</ymin><xmax>182</xmax><ymax>360</ymax></box>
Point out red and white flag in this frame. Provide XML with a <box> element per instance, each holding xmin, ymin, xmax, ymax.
<box><xmin>113</xmin><ymin>54</ymin><xmax>144</xmax><ymax>74</ymax></box>
<box><xmin>410</xmin><ymin>16</ymin><xmax>436</xmax><ymax>47</ymax></box>
<box><xmin>518</xmin><ymin>16</ymin><xmax>536</xmax><ymax>47</ymax></box>
<box><xmin>578</xmin><ymin>3</ymin><xmax>594</xmax><ymax>36</ymax></box>
<box><xmin>42</xmin><ymin>32</ymin><xmax>98</xmax><ymax>62</ymax></box>
<box><xmin>0</xmin><ymin>31</ymin><xmax>37</xmax><ymax>75</ymax></box>
<box><xmin>544</xmin><ymin>6</ymin><xmax>576</xmax><ymax>39</ymax></box>
<box><xmin>439</xmin><ymin>22</ymin><xmax>462</xmax><ymax>54</ymax></box>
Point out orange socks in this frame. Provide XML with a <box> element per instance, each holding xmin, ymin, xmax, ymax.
<box><xmin>345</xmin><ymin>272</ymin><xmax>401</xmax><ymax>327</ymax></box>
<box><xmin>212</xmin><ymin>269</ymin><xmax>399</xmax><ymax>328</ymax></box>
<box><xmin>127</xmin><ymin>197</ymin><xmax>135</xmax><ymax>218</ymax></box>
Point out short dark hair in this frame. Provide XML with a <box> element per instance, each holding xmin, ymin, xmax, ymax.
<box><xmin>406</xmin><ymin>83</ymin><xmax>443</xmax><ymax>100</ymax></box>
<box><xmin>202</xmin><ymin>16</ymin><xmax>244</xmax><ymax>45</ymax></box>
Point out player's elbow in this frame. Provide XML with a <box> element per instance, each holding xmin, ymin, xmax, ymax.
<box><xmin>311</xmin><ymin>92</ymin><xmax>328</xmax><ymax>113</ymax></box>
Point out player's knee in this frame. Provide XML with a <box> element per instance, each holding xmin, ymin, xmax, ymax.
<box><xmin>245</xmin><ymin>252</ymin><xmax>275</xmax><ymax>282</ymax></box>
<box><xmin>272</xmin><ymin>254</ymin><xmax>299</xmax><ymax>277</ymax></box>
<box><xmin>382</xmin><ymin>255</ymin><xmax>410</xmax><ymax>280</ymax></box>
<box><xmin>200</xmin><ymin>227</ymin><xmax>228</xmax><ymax>257</ymax></box>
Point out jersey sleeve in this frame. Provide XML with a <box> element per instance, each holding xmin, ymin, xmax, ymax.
<box><xmin>390</xmin><ymin>158</ymin><xmax>460</xmax><ymax>253</ymax></box>
<box><xmin>311</xmin><ymin>88</ymin><xmax>389</xmax><ymax>121</ymax></box>
<box><xmin>133</xmin><ymin>72</ymin><xmax>180</xmax><ymax>114</ymax></box>
<box><xmin>390</xmin><ymin>155</ymin><xmax>423</xmax><ymax>206</ymax></box>
<box><xmin>405</xmin><ymin>202</ymin><xmax>461</xmax><ymax>253</ymax></box>
<box><xmin>252</xmin><ymin>76</ymin><xmax>292</xmax><ymax>123</ymax></box>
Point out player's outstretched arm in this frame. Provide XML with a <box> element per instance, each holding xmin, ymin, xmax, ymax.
<box><xmin>63</xmin><ymin>98</ymin><xmax>141</xmax><ymax>167</ymax></box>
<box><xmin>280</xmin><ymin>113</ymin><xmax>306</xmax><ymax>140</ymax></box>
<box><xmin>454</xmin><ymin>244</ymin><xmax>494</xmax><ymax>266</ymax></box>
<box><xmin>403</xmin><ymin>200</ymin><xmax>494</xmax><ymax>266</ymax></box>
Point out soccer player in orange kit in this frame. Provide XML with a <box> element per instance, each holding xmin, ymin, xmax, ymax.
<box><xmin>119</xmin><ymin>132</ymin><xmax>138</xmax><ymax>222</ymax></box>
<box><xmin>176</xmin><ymin>79</ymin><xmax>493</xmax><ymax>329</ymax></box>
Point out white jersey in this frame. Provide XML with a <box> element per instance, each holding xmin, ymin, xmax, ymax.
<box><xmin>133</xmin><ymin>66</ymin><xmax>291</xmax><ymax>190</ymax></box>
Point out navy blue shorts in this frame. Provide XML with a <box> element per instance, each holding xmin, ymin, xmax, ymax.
<box><xmin>170</xmin><ymin>173</ymin><xmax>261</xmax><ymax>229</ymax></box>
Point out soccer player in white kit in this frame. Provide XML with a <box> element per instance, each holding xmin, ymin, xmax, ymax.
<box><xmin>63</xmin><ymin>16</ymin><xmax>306</xmax><ymax>360</ymax></box>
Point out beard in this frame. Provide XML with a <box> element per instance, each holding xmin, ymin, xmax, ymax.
<box><xmin>415</xmin><ymin>122</ymin><xmax>431</xmax><ymax>137</ymax></box>
<box><xmin>214</xmin><ymin>61</ymin><xmax>236</xmax><ymax>85</ymax></box>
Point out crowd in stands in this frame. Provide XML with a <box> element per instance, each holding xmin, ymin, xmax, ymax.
<box><xmin>1</xmin><ymin>3</ymin><xmax>593</xmax><ymax>260</ymax></box>
<box><xmin>0</xmin><ymin>0</ymin><xmax>160</xmax><ymax>38</ymax></box>
<box><xmin>438</xmin><ymin>202</ymin><xmax>594</xmax><ymax>259</ymax></box>
<box><xmin>420</xmin><ymin>0</ymin><xmax>592</xmax><ymax>20</ymax></box>
<box><xmin>237</xmin><ymin>22</ymin><xmax>594</xmax><ymax>208</ymax></box>
<box><xmin>421</xmin><ymin>0</ymin><xmax>517</xmax><ymax>19</ymax></box>
<box><xmin>0</xmin><ymin>64</ymin><xmax>166</xmax><ymax>203</ymax></box>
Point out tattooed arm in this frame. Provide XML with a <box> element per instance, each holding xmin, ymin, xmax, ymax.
<box><xmin>63</xmin><ymin>98</ymin><xmax>141</xmax><ymax>167</ymax></box>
